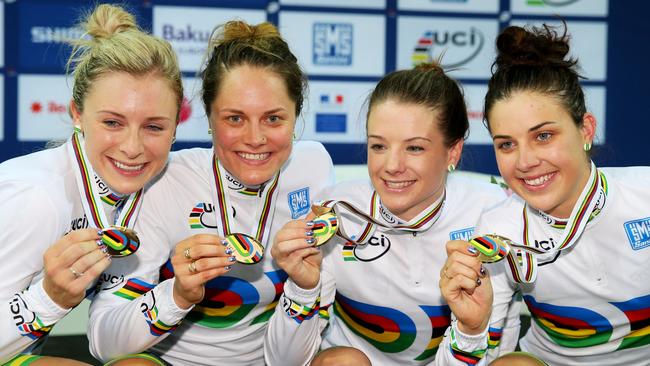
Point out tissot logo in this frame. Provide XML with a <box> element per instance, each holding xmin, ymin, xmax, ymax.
<box><xmin>412</xmin><ymin>27</ymin><xmax>484</xmax><ymax>68</ymax></box>
<box><xmin>313</xmin><ymin>23</ymin><xmax>353</xmax><ymax>66</ymax></box>
<box><xmin>31</xmin><ymin>26</ymin><xmax>84</xmax><ymax>44</ymax></box>
<box><xmin>527</xmin><ymin>0</ymin><xmax>580</xmax><ymax>6</ymax></box>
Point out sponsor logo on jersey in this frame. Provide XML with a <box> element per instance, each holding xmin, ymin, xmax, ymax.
<box><xmin>624</xmin><ymin>217</ymin><xmax>650</xmax><ymax>251</ymax></box>
<box><xmin>98</xmin><ymin>272</ymin><xmax>125</xmax><ymax>291</ymax></box>
<box><xmin>224</xmin><ymin>172</ymin><xmax>244</xmax><ymax>190</ymax></box>
<box><xmin>313</xmin><ymin>23</ymin><xmax>353</xmax><ymax>66</ymax></box>
<box><xmin>351</xmin><ymin>233</ymin><xmax>391</xmax><ymax>262</ymax></box>
<box><xmin>412</xmin><ymin>27</ymin><xmax>484</xmax><ymax>68</ymax></box>
<box><xmin>288</xmin><ymin>187</ymin><xmax>310</xmax><ymax>219</ymax></box>
<box><xmin>449</xmin><ymin>227</ymin><xmax>475</xmax><ymax>241</ymax></box>
<box><xmin>70</xmin><ymin>214</ymin><xmax>89</xmax><ymax>231</ymax></box>
<box><xmin>533</xmin><ymin>237</ymin><xmax>557</xmax><ymax>251</ymax></box>
<box><xmin>379</xmin><ymin>205</ymin><xmax>397</xmax><ymax>224</ymax></box>
<box><xmin>188</xmin><ymin>202</ymin><xmax>219</xmax><ymax>229</ymax></box>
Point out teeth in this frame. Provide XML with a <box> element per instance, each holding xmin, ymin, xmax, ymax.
<box><xmin>239</xmin><ymin>152</ymin><xmax>269</xmax><ymax>161</ymax></box>
<box><xmin>385</xmin><ymin>180</ymin><xmax>414</xmax><ymax>189</ymax></box>
<box><xmin>113</xmin><ymin>160</ymin><xmax>144</xmax><ymax>171</ymax></box>
<box><xmin>524</xmin><ymin>174</ymin><xmax>551</xmax><ymax>186</ymax></box>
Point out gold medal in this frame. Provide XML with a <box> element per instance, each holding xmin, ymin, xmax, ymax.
<box><xmin>224</xmin><ymin>233</ymin><xmax>265</xmax><ymax>264</ymax></box>
<box><xmin>102</xmin><ymin>226</ymin><xmax>140</xmax><ymax>257</ymax></box>
<box><xmin>312</xmin><ymin>212</ymin><xmax>338</xmax><ymax>246</ymax></box>
<box><xmin>469</xmin><ymin>234</ymin><xmax>545</xmax><ymax>263</ymax></box>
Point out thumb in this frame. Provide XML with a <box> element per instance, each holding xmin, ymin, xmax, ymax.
<box><xmin>305</xmin><ymin>210</ymin><xmax>318</xmax><ymax>221</ymax></box>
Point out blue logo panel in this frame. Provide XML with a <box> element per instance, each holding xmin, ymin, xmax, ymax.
<box><xmin>316</xmin><ymin>113</ymin><xmax>347</xmax><ymax>133</ymax></box>
<box><xmin>313</xmin><ymin>23</ymin><xmax>353</xmax><ymax>66</ymax></box>
<box><xmin>449</xmin><ymin>227</ymin><xmax>475</xmax><ymax>241</ymax></box>
<box><xmin>288</xmin><ymin>188</ymin><xmax>310</xmax><ymax>219</ymax></box>
<box><xmin>624</xmin><ymin>217</ymin><xmax>650</xmax><ymax>251</ymax></box>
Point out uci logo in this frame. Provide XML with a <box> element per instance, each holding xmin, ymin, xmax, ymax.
<box><xmin>188</xmin><ymin>202</ymin><xmax>219</xmax><ymax>229</ymax></box>
<box><xmin>379</xmin><ymin>206</ymin><xmax>397</xmax><ymax>224</ymax></box>
<box><xmin>99</xmin><ymin>273</ymin><xmax>125</xmax><ymax>291</ymax></box>
<box><xmin>412</xmin><ymin>27</ymin><xmax>484</xmax><ymax>69</ymax></box>
<box><xmin>70</xmin><ymin>214</ymin><xmax>89</xmax><ymax>231</ymax></box>
<box><xmin>354</xmin><ymin>234</ymin><xmax>391</xmax><ymax>262</ymax></box>
<box><xmin>225</xmin><ymin>173</ymin><xmax>244</xmax><ymax>190</ymax></box>
<box><xmin>533</xmin><ymin>237</ymin><xmax>556</xmax><ymax>251</ymax></box>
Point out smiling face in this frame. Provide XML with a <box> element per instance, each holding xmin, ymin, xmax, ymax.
<box><xmin>209</xmin><ymin>64</ymin><xmax>296</xmax><ymax>186</ymax></box>
<box><xmin>71</xmin><ymin>71</ymin><xmax>178</xmax><ymax>195</ymax></box>
<box><xmin>367</xmin><ymin>99</ymin><xmax>462</xmax><ymax>221</ymax></box>
<box><xmin>489</xmin><ymin>91</ymin><xmax>595</xmax><ymax>218</ymax></box>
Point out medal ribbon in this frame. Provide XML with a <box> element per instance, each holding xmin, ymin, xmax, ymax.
<box><xmin>67</xmin><ymin>130</ymin><xmax>143</xmax><ymax>230</ymax></box>
<box><xmin>212</xmin><ymin>156</ymin><xmax>279</xmax><ymax>244</ymax></box>
<box><xmin>318</xmin><ymin>190</ymin><xmax>445</xmax><ymax>244</ymax></box>
<box><xmin>506</xmin><ymin>162</ymin><xmax>606</xmax><ymax>283</ymax></box>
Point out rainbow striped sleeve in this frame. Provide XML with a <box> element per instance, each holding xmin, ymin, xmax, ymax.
<box><xmin>285</xmin><ymin>296</ymin><xmax>322</xmax><ymax>324</ymax></box>
<box><xmin>449</xmin><ymin>326</ymin><xmax>487</xmax><ymax>365</ymax></box>
<box><xmin>113</xmin><ymin>278</ymin><xmax>155</xmax><ymax>300</ymax></box>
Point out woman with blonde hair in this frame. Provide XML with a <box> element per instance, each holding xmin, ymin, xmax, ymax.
<box><xmin>0</xmin><ymin>3</ymin><xmax>182</xmax><ymax>365</ymax></box>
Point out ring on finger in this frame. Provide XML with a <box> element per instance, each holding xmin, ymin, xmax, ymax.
<box><xmin>443</xmin><ymin>266</ymin><xmax>452</xmax><ymax>280</ymax></box>
<box><xmin>70</xmin><ymin>267</ymin><xmax>84</xmax><ymax>278</ymax></box>
<box><xmin>188</xmin><ymin>260</ymin><xmax>198</xmax><ymax>273</ymax></box>
<box><xmin>183</xmin><ymin>248</ymin><xmax>192</xmax><ymax>260</ymax></box>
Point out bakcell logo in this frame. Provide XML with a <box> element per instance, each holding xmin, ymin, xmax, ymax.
<box><xmin>179</xmin><ymin>97</ymin><xmax>192</xmax><ymax>124</ymax></box>
<box><xmin>412</xmin><ymin>27</ymin><xmax>484</xmax><ymax>68</ymax></box>
<box><xmin>313</xmin><ymin>23</ymin><xmax>353</xmax><ymax>66</ymax></box>
<box><xmin>527</xmin><ymin>0</ymin><xmax>580</xmax><ymax>6</ymax></box>
<box><xmin>30</xmin><ymin>100</ymin><xmax>66</xmax><ymax>114</ymax></box>
<box><xmin>31</xmin><ymin>26</ymin><xmax>84</xmax><ymax>43</ymax></box>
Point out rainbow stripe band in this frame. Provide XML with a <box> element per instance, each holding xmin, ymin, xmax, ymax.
<box><xmin>449</xmin><ymin>326</ymin><xmax>486</xmax><ymax>365</ymax></box>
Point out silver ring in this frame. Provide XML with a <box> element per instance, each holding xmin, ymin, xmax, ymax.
<box><xmin>188</xmin><ymin>261</ymin><xmax>197</xmax><ymax>273</ymax></box>
<box><xmin>70</xmin><ymin>267</ymin><xmax>84</xmax><ymax>278</ymax></box>
<box><xmin>183</xmin><ymin>248</ymin><xmax>192</xmax><ymax>260</ymax></box>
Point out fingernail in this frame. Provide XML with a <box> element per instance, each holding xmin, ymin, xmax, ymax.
<box><xmin>100</xmin><ymin>245</ymin><xmax>108</xmax><ymax>254</ymax></box>
<box><xmin>229</xmin><ymin>256</ymin><xmax>236</xmax><ymax>262</ymax></box>
<box><xmin>105</xmin><ymin>253</ymin><xmax>112</xmax><ymax>260</ymax></box>
<box><xmin>225</xmin><ymin>247</ymin><xmax>233</xmax><ymax>255</ymax></box>
<box><xmin>225</xmin><ymin>265</ymin><xmax>232</xmax><ymax>271</ymax></box>
<box><xmin>306</xmin><ymin>221</ymin><xmax>314</xmax><ymax>227</ymax></box>
<box><xmin>476</xmin><ymin>278</ymin><xmax>482</xmax><ymax>286</ymax></box>
<box><xmin>221</xmin><ymin>239</ymin><xmax>229</xmax><ymax>246</ymax></box>
<box><xmin>468</xmin><ymin>246</ymin><xmax>478</xmax><ymax>255</ymax></box>
<box><xmin>306</xmin><ymin>238</ymin><xmax>316</xmax><ymax>245</ymax></box>
<box><xmin>97</xmin><ymin>229</ymin><xmax>104</xmax><ymax>236</ymax></box>
<box><xmin>96</xmin><ymin>239</ymin><xmax>104</xmax><ymax>246</ymax></box>
<box><xmin>305</xmin><ymin>230</ymin><xmax>314</xmax><ymax>236</ymax></box>
<box><xmin>480</xmin><ymin>265</ymin><xmax>487</xmax><ymax>278</ymax></box>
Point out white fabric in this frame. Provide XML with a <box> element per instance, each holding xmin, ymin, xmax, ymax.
<box><xmin>264</xmin><ymin>175</ymin><xmax>507</xmax><ymax>366</ymax></box>
<box><xmin>88</xmin><ymin>141</ymin><xmax>335</xmax><ymax>365</ymax></box>
<box><xmin>477</xmin><ymin>167</ymin><xmax>650</xmax><ymax>365</ymax></box>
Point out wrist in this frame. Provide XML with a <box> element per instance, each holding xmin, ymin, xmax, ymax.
<box><xmin>457</xmin><ymin>318</ymin><xmax>489</xmax><ymax>335</ymax></box>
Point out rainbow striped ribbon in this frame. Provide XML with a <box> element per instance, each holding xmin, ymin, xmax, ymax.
<box><xmin>507</xmin><ymin>162</ymin><xmax>606</xmax><ymax>283</ymax></box>
<box><xmin>67</xmin><ymin>130</ymin><xmax>143</xmax><ymax>230</ymax></box>
<box><xmin>317</xmin><ymin>189</ymin><xmax>445</xmax><ymax>244</ymax></box>
<box><xmin>211</xmin><ymin>156</ymin><xmax>280</xmax><ymax>245</ymax></box>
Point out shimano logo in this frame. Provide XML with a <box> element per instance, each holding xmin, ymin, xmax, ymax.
<box><xmin>31</xmin><ymin>26</ymin><xmax>84</xmax><ymax>44</ymax></box>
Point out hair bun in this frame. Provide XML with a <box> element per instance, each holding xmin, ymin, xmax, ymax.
<box><xmin>83</xmin><ymin>3</ymin><xmax>137</xmax><ymax>40</ymax></box>
<box><xmin>414</xmin><ymin>61</ymin><xmax>444</xmax><ymax>73</ymax></box>
<box><xmin>220</xmin><ymin>21</ymin><xmax>279</xmax><ymax>43</ymax></box>
<box><xmin>495</xmin><ymin>24</ymin><xmax>576</xmax><ymax>70</ymax></box>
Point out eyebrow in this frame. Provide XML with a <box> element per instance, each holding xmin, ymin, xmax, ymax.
<box><xmin>97</xmin><ymin>110</ymin><xmax>172</xmax><ymax>122</ymax></box>
<box><xmin>492</xmin><ymin>121</ymin><xmax>556</xmax><ymax>140</ymax></box>
<box><xmin>219</xmin><ymin>107</ymin><xmax>287</xmax><ymax>114</ymax></box>
<box><xmin>367</xmin><ymin>135</ymin><xmax>432</xmax><ymax>143</ymax></box>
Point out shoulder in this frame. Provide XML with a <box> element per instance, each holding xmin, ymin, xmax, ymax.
<box><xmin>282</xmin><ymin>141</ymin><xmax>334</xmax><ymax>186</ymax></box>
<box><xmin>0</xmin><ymin>146</ymin><xmax>70</xmax><ymax>201</ymax></box>
<box><xmin>601</xmin><ymin>166</ymin><xmax>650</xmax><ymax>187</ymax></box>
<box><xmin>447</xmin><ymin>173</ymin><xmax>508</xmax><ymax>207</ymax></box>
<box><xmin>479</xmin><ymin>194</ymin><xmax>525</xmax><ymax>227</ymax></box>
<box><xmin>319</xmin><ymin>179</ymin><xmax>373</xmax><ymax>205</ymax></box>
<box><xmin>146</xmin><ymin>148</ymin><xmax>213</xmax><ymax>189</ymax></box>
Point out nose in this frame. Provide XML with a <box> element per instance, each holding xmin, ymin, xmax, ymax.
<box><xmin>384</xmin><ymin>148</ymin><xmax>405</xmax><ymax>175</ymax></box>
<box><xmin>120</xmin><ymin>128</ymin><xmax>144</xmax><ymax>159</ymax></box>
<box><xmin>516</xmin><ymin>144</ymin><xmax>540</xmax><ymax>172</ymax></box>
<box><xmin>243</xmin><ymin>122</ymin><xmax>266</xmax><ymax>147</ymax></box>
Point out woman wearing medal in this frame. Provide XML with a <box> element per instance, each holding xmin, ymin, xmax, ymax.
<box><xmin>438</xmin><ymin>24</ymin><xmax>650</xmax><ymax>365</ymax></box>
<box><xmin>0</xmin><ymin>4</ymin><xmax>182</xmax><ymax>365</ymax></box>
<box><xmin>87</xmin><ymin>21</ymin><xmax>334</xmax><ymax>365</ymax></box>
<box><xmin>264</xmin><ymin>62</ymin><xmax>507</xmax><ymax>365</ymax></box>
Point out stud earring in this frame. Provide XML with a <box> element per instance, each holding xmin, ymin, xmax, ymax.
<box><xmin>171</xmin><ymin>137</ymin><xmax>176</xmax><ymax>144</ymax></box>
<box><xmin>208</xmin><ymin>128</ymin><xmax>212</xmax><ymax>135</ymax></box>
<box><xmin>447</xmin><ymin>163</ymin><xmax>456</xmax><ymax>172</ymax></box>
<box><xmin>583</xmin><ymin>142</ymin><xmax>592</xmax><ymax>151</ymax></box>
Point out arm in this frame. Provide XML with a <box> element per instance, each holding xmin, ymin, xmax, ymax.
<box><xmin>264</xmin><ymin>214</ymin><xmax>336</xmax><ymax>366</ymax></box>
<box><xmin>0</xmin><ymin>184</ymin><xmax>107</xmax><ymax>362</ymax></box>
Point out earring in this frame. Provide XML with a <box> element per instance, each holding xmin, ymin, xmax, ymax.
<box><xmin>447</xmin><ymin>163</ymin><xmax>456</xmax><ymax>172</ymax></box>
<box><xmin>208</xmin><ymin>128</ymin><xmax>212</xmax><ymax>135</ymax></box>
<box><xmin>171</xmin><ymin>137</ymin><xmax>176</xmax><ymax>144</ymax></box>
<box><xmin>73</xmin><ymin>125</ymin><xmax>82</xmax><ymax>134</ymax></box>
<box><xmin>583</xmin><ymin>142</ymin><xmax>592</xmax><ymax>151</ymax></box>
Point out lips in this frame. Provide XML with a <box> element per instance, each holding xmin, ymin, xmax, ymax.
<box><xmin>383</xmin><ymin>179</ymin><xmax>416</xmax><ymax>189</ymax></box>
<box><xmin>111</xmin><ymin>158</ymin><xmax>145</xmax><ymax>174</ymax></box>
<box><xmin>520</xmin><ymin>172</ymin><xmax>555</xmax><ymax>188</ymax></box>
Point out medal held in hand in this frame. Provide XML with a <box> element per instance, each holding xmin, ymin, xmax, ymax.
<box><xmin>224</xmin><ymin>233</ymin><xmax>265</xmax><ymax>264</ymax></box>
<box><xmin>102</xmin><ymin>226</ymin><xmax>141</xmax><ymax>257</ymax></box>
<box><xmin>469</xmin><ymin>234</ymin><xmax>545</xmax><ymax>263</ymax></box>
<box><xmin>311</xmin><ymin>212</ymin><xmax>338</xmax><ymax>247</ymax></box>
